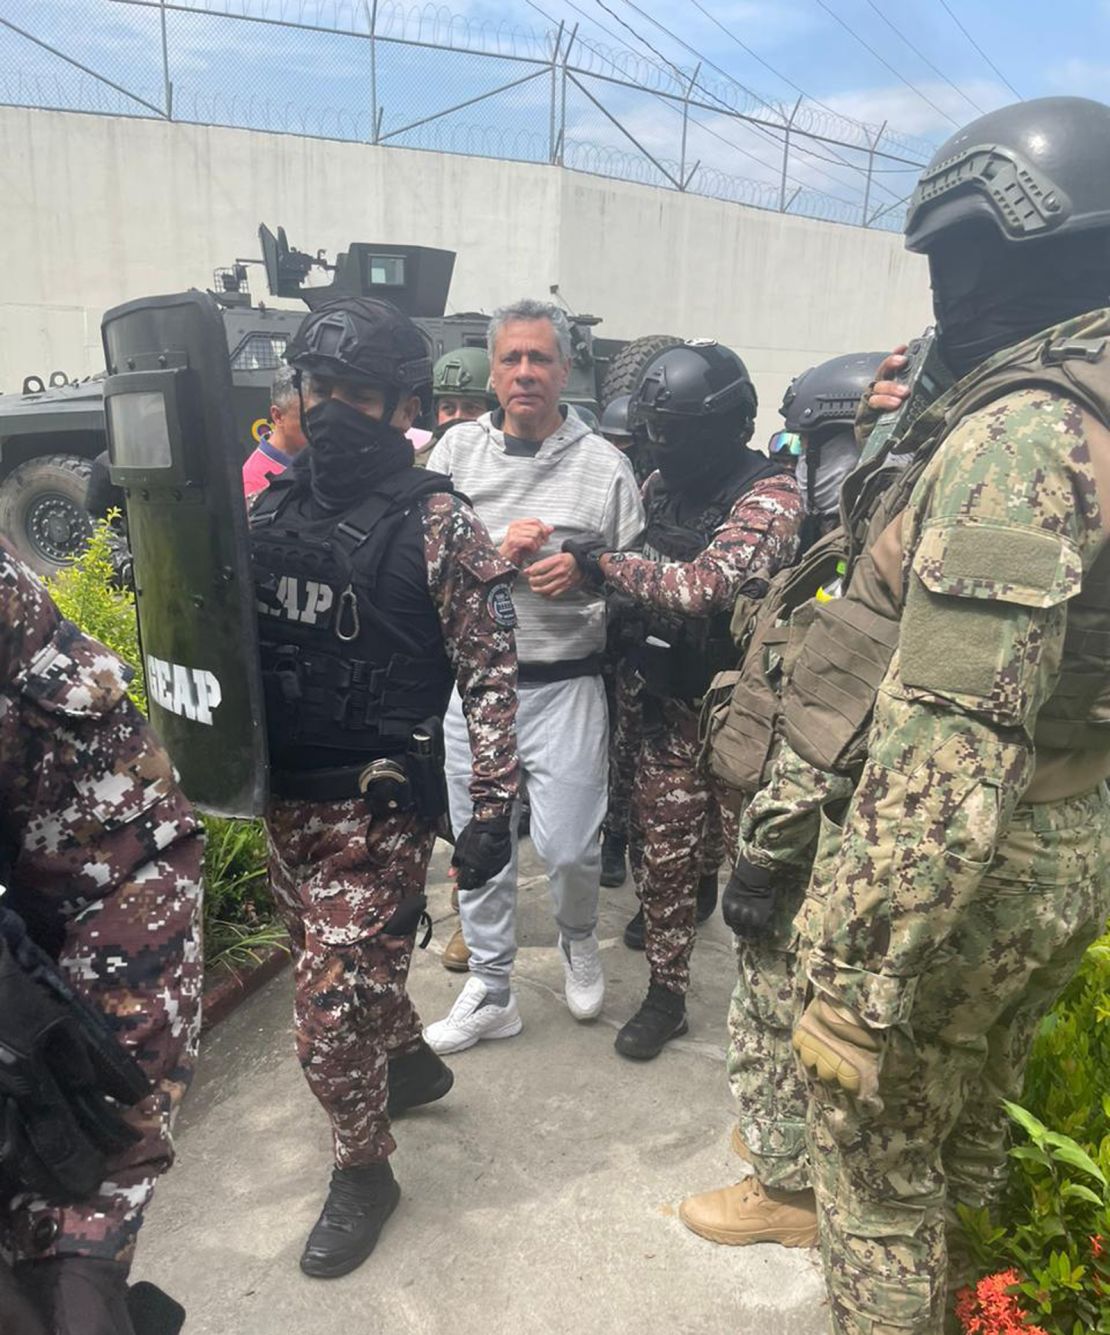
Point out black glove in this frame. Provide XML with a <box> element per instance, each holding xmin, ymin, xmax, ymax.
<box><xmin>561</xmin><ymin>533</ymin><xmax>610</xmax><ymax>589</ymax></box>
<box><xmin>452</xmin><ymin>814</ymin><xmax>513</xmax><ymax>891</ymax></box>
<box><xmin>0</xmin><ymin>908</ymin><xmax>149</xmax><ymax>1203</ymax></box>
<box><xmin>721</xmin><ymin>856</ymin><xmax>777</xmax><ymax>939</ymax></box>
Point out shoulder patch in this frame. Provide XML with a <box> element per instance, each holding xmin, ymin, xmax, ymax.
<box><xmin>486</xmin><ymin>583</ymin><xmax>517</xmax><ymax>629</ymax></box>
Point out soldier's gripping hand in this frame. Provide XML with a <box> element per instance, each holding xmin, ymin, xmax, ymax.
<box><xmin>560</xmin><ymin>532</ymin><xmax>610</xmax><ymax>589</ymax></box>
<box><xmin>452</xmin><ymin>813</ymin><xmax>513</xmax><ymax>890</ymax></box>
<box><xmin>721</xmin><ymin>856</ymin><xmax>776</xmax><ymax>939</ymax></box>
<box><xmin>793</xmin><ymin>995</ymin><xmax>883</xmax><ymax>1103</ymax></box>
<box><xmin>867</xmin><ymin>345</ymin><xmax>910</xmax><ymax>412</ymax></box>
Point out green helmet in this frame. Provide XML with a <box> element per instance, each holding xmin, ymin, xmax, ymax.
<box><xmin>432</xmin><ymin>347</ymin><xmax>495</xmax><ymax>405</ymax></box>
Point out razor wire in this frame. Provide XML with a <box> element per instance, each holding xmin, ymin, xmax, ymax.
<box><xmin>0</xmin><ymin>0</ymin><xmax>934</xmax><ymax>230</ymax></box>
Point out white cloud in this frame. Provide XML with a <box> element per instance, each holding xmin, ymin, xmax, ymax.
<box><xmin>819</xmin><ymin>77</ymin><xmax>1010</xmax><ymax>140</ymax></box>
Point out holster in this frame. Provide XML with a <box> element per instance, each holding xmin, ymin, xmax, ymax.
<box><xmin>404</xmin><ymin>716</ymin><xmax>450</xmax><ymax>838</ymax></box>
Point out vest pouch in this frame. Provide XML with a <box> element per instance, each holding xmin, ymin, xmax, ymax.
<box><xmin>17</xmin><ymin>621</ymin><xmax>130</xmax><ymax>720</ymax></box>
<box><xmin>783</xmin><ymin>595</ymin><xmax>901</xmax><ymax>774</ymax></box>
<box><xmin>17</xmin><ymin>623</ymin><xmax>180</xmax><ymax>837</ymax></box>
<box><xmin>633</xmin><ymin>635</ymin><xmax>678</xmax><ymax>698</ymax></box>
<box><xmin>1034</xmin><ymin>545</ymin><xmax>1110</xmax><ymax>750</ymax></box>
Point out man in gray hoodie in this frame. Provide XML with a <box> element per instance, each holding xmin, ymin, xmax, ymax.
<box><xmin>424</xmin><ymin>299</ymin><xmax>644</xmax><ymax>1053</ymax></box>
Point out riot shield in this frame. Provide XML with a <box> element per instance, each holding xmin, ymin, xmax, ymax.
<box><xmin>101</xmin><ymin>290</ymin><xmax>268</xmax><ymax>817</ymax></box>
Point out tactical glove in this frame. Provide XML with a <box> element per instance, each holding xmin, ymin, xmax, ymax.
<box><xmin>793</xmin><ymin>995</ymin><xmax>883</xmax><ymax>1103</ymax></box>
<box><xmin>561</xmin><ymin>533</ymin><xmax>610</xmax><ymax>589</ymax></box>
<box><xmin>452</xmin><ymin>814</ymin><xmax>513</xmax><ymax>891</ymax></box>
<box><xmin>0</xmin><ymin>908</ymin><xmax>149</xmax><ymax>1203</ymax></box>
<box><xmin>720</xmin><ymin>856</ymin><xmax>776</xmax><ymax>939</ymax></box>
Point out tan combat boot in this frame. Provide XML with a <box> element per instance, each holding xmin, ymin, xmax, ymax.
<box><xmin>443</xmin><ymin>885</ymin><xmax>471</xmax><ymax>972</ymax></box>
<box><xmin>442</xmin><ymin>927</ymin><xmax>471</xmax><ymax>973</ymax></box>
<box><xmin>679</xmin><ymin>1177</ymin><xmax>818</xmax><ymax>1247</ymax></box>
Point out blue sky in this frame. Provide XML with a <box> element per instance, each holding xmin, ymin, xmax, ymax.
<box><xmin>3</xmin><ymin>0</ymin><xmax>1107</xmax><ymax>226</ymax></box>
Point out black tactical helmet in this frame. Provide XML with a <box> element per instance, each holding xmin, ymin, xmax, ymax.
<box><xmin>780</xmin><ymin>352</ymin><xmax>887</xmax><ymax>433</ymax></box>
<box><xmin>600</xmin><ymin>394</ymin><xmax>633</xmax><ymax>440</ymax></box>
<box><xmin>905</xmin><ymin>97</ymin><xmax>1110</xmax><ymax>253</ymax></box>
<box><xmin>633</xmin><ymin>340</ymin><xmax>758</xmax><ymax>437</ymax></box>
<box><xmin>287</xmin><ymin>297</ymin><xmax>433</xmax><ymax>411</ymax></box>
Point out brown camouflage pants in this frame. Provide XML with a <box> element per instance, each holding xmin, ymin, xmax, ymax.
<box><xmin>266</xmin><ymin>799</ymin><xmax>435</xmax><ymax>1168</ymax></box>
<box><xmin>803</xmin><ymin>784</ymin><xmax>1110</xmax><ymax>1333</ymax></box>
<box><xmin>604</xmin><ymin>660</ymin><xmax>642</xmax><ymax>847</ymax></box>
<box><xmin>633</xmin><ymin>696</ymin><xmax>736</xmax><ymax>994</ymax></box>
<box><xmin>7</xmin><ymin>835</ymin><xmax>205</xmax><ymax>1265</ymax></box>
<box><xmin>612</xmin><ymin>671</ymin><xmax>727</xmax><ymax>890</ymax></box>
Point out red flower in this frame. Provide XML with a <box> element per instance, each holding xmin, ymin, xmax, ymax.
<box><xmin>954</xmin><ymin>1270</ymin><xmax>1048</xmax><ymax>1335</ymax></box>
<box><xmin>1092</xmin><ymin>1234</ymin><xmax>1105</xmax><ymax>1259</ymax></box>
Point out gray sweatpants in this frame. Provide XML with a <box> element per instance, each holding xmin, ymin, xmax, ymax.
<box><xmin>444</xmin><ymin>674</ymin><xmax>608</xmax><ymax>987</ymax></box>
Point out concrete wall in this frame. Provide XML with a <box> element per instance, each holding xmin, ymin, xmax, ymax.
<box><xmin>0</xmin><ymin>105</ymin><xmax>933</xmax><ymax>443</ymax></box>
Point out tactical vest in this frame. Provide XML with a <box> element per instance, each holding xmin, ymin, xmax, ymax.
<box><xmin>701</xmin><ymin>527</ymin><xmax>847</xmax><ymax>808</ymax></box>
<box><xmin>705</xmin><ymin>311</ymin><xmax>1110</xmax><ymax>801</ymax></box>
<box><xmin>249</xmin><ymin>466</ymin><xmax>458</xmax><ymax>788</ymax></box>
<box><xmin>785</xmin><ymin>310</ymin><xmax>1110</xmax><ymax>775</ymax></box>
<box><xmin>633</xmin><ymin>450</ymin><xmax>787</xmax><ymax>702</ymax></box>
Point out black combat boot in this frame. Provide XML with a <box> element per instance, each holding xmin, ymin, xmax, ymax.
<box><xmin>614</xmin><ymin>982</ymin><xmax>688</xmax><ymax>1060</ymax></box>
<box><xmin>622</xmin><ymin>904</ymin><xmax>645</xmax><ymax>950</ymax></box>
<box><xmin>695</xmin><ymin>871</ymin><xmax>719</xmax><ymax>924</ymax></box>
<box><xmin>386</xmin><ymin>1039</ymin><xmax>454</xmax><ymax>1117</ymax></box>
<box><xmin>600</xmin><ymin>829</ymin><xmax>628</xmax><ymax>888</ymax></box>
<box><xmin>299</xmin><ymin>1161</ymin><xmax>401</xmax><ymax>1278</ymax></box>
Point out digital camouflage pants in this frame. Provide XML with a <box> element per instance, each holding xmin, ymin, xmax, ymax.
<box><xmin>6</xmin><ymin>836</ymin><xmax>205</xmax><ymax>1266</ymax></box>
<box><xmin>266</xmin><ymin>799</ymin><xmax>435</xmax><ymax>1168</ymax></box>
<box><xmin>803</xmin><ymin>784</ymin><xmax>1110</xmax><ymax>1334</ymax></box>
<box><xmin>611</xmin><ymin>670</ymin><xmax>727</xmax><ymax>891</ymax></box>
<box><xmin>633</xmin><ymin>696</ymin><xmax>736</xmax><ymax>995</ymax></box>
<box><xmin>726</xmin><ymin>868</ymin><xmax>812</xmax><ymax>1192</ymax></box>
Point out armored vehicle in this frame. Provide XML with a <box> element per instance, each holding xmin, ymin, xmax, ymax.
<box><xmin>0</xmin><ymin>225</ymin><xmax>676</xmax><ymax>574</ymax></box>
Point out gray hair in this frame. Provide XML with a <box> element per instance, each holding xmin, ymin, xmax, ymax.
<box><xmin>487</xmin><ymin>299</ymin><xmax>572</xmax><ymax>362</ymax></box>
<box><xmin>271</xmin><ymin>364</ymin><xmax>299</xmax><ymax>409</ymax></box>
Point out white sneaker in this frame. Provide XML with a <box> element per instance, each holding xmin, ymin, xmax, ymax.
<box><xmin>424</xmin><ymin>976</ymin><xmax>522</xmax><ymax>1055</ymax></box>
<box><xmin>561</xmin><ymin>934</ymin><xmax>605</xmax><ymax>1021</ymax></box>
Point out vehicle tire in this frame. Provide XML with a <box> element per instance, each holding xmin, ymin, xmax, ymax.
<box><xmin>600</xmin><ymin>334</ymin><xmax>683</xmax><ymax>408</ymax></box>
<box><xmin>0</xmin><ymin>454</ymin><xmax>94</xmax><ymax>577</ymax></box>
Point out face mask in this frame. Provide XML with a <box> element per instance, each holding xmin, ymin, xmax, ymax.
<box><xmin>796</xmin><ymin>428</ymin><xmax>859</xmax><ymax>519</ymax></box>
<box><xmin>647</xmin><ymin>415</ymin><xmax>749</xmax><ymax>493</ymax></box>
<box><xmin>930</xmin><ymin>228</ymin><xmax>1110</xmax><ymax>380</ymax></box>
<box><xmin>305</xmin><ymin>397</ymin><xmax>412</xmax><ymax>510</ymax></box>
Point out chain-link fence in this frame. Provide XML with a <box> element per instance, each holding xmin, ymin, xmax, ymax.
<box><xmin>0</xmin><ymin>0</ymin><xmax>936</xmax><ymax>230</ymax></box>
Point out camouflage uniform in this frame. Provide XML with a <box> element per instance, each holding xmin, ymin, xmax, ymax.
<box><xmin>0</xmin><ymin>540</ymin><xmax>203</xmax><ymax>1266</ymax></box>
<box><xmin>801</xmin><ymin>364</ymin><xmax>1110</xmax><ymax>1330</ymax></box>
<box><xmin>602</xmin><ymin>653</ymin><xmax>640</xmax><ymax>851</ymax></box>
<box><xmin>727</xmin><ymin>740</ymin><xmax>850</xmax><ymax>1191</ymax></box>
<box><xmin>263</xmin><ymin>491</ymin><xmax>518</xmax><ymax>1169</ymax></box>
<box><xmin>603</xmin><ymin>474</ymin><xmax>802</xmax><ymax>994</ymax></box>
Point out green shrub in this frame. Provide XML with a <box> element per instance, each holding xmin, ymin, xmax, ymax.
<box><xmin>48</xmin><ymin>516</ymin><xmax>284</xmax><ymax>976</ymax></box>
<box><xmin>959</xmin><ymin>932</ymin><xmax>1110</xmax><ymax>1334</ymax></box>
<box><xmin>47</xmin><ymin>514</ymin><xmax>145</xmax><ymax>714</ymax></box>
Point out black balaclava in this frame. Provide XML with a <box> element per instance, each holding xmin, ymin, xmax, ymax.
<box><xmin>931</xmin><ymin>226</ymin><xmax>1110</xmax><ymax>381</ymax></box>
<box><xmin>302</xmin><ymin>396</ymin><xmax>413</xmax><ymax>512</ymax></box>
<box><xmin>650</xmin><ymin>413</ymin><xmax>754</xmax><ymax>496</ymax></box>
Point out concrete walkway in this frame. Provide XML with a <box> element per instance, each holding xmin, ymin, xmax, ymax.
<box><xmin>133</xmin><ymin>839</ymin><xmax>829</xmax><ymax>1335</ymax></box>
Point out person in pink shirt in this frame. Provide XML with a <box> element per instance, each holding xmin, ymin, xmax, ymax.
<box><xmin>242</xmin><ymin>366</ymin><xmax>308</xmax><ymax>499</ymax></box>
